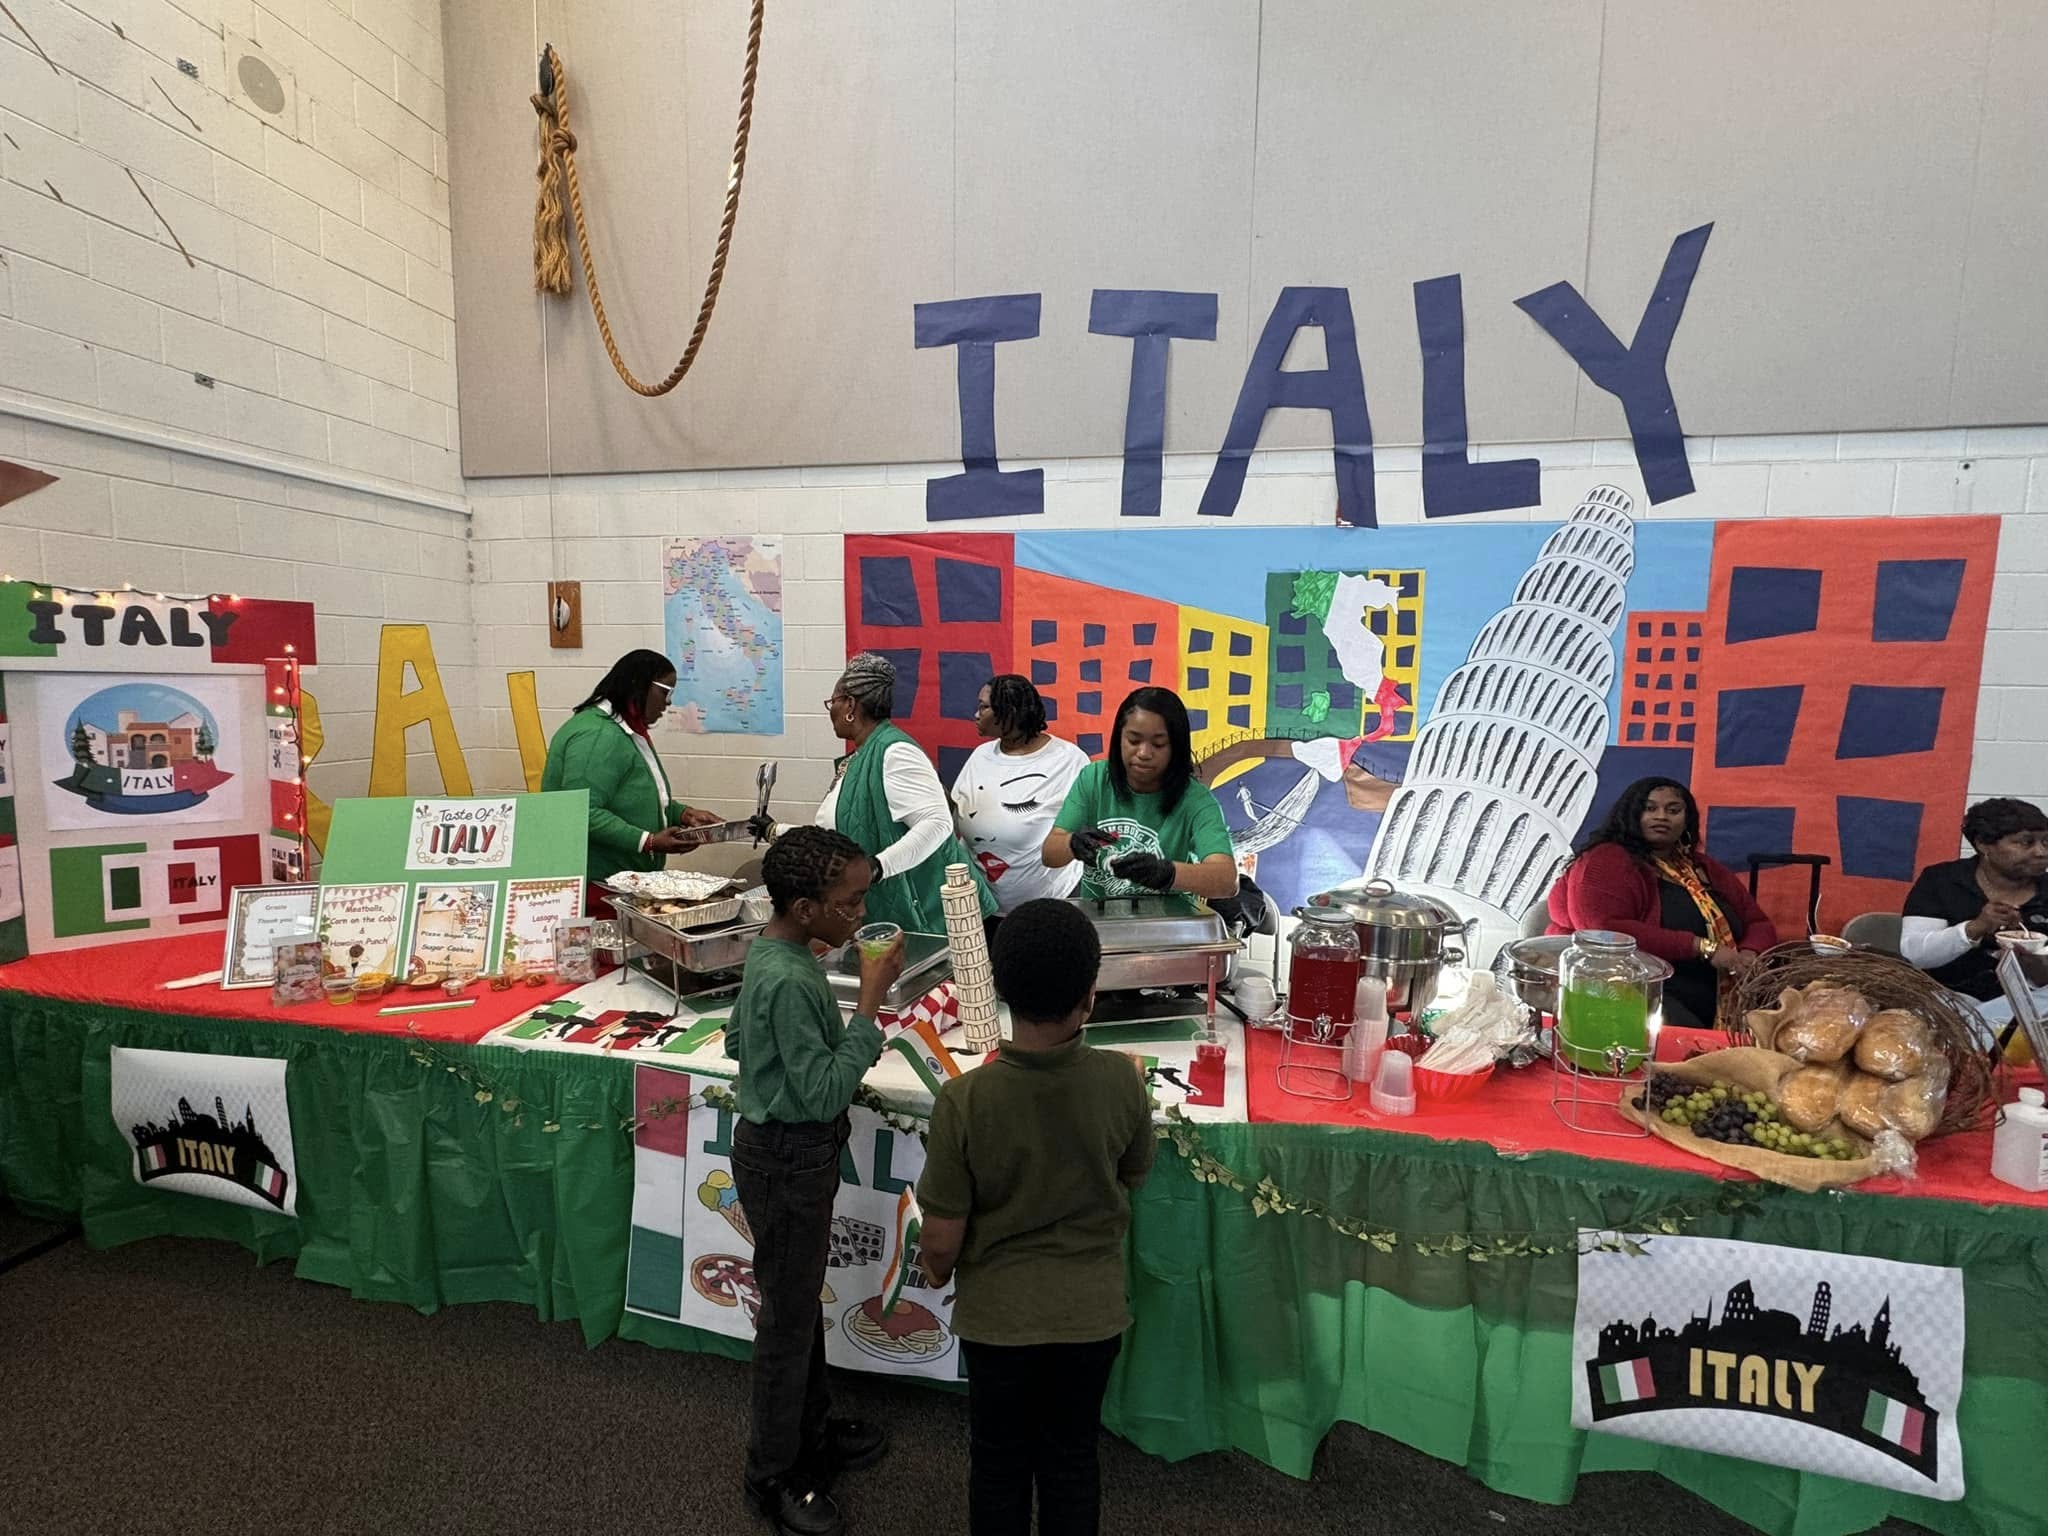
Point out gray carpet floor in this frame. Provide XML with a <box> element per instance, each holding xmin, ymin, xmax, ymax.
<box><xmin>0</xmin><ymin>1202</ymin><xmax>1923</xmax><ymax>1536</ymax></box>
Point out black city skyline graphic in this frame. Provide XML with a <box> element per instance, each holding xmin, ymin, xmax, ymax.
<box><xmin>1589</xmin><ymin>1275</ymin><xmax>1940</xmax><ymax>1481</ymax></box>
<box><xmin>130</xmin><ymin>1095</ymin><xmax>290</xmax><ymax>1211</ymax></box>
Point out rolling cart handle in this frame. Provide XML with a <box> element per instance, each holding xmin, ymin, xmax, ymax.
<box><xmin>1744</xmin><ymin>852</ymin><xmax>1832</xmax><ymax>937</ymax></box>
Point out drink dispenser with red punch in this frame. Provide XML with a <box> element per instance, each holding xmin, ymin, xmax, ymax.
<box><xmin>1286</xmin><ymin>906</ymin><xmax>1362</xmax><ymax>1037</ymax></box>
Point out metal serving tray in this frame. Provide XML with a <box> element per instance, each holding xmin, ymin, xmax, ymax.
<box><xmin>1069</xmin><ymin>895</ymin><xmax>1240</xmax><ymax>1013</ymax></box>
<box><xmin>823</xmin><ymin>930</ymin><xmax>952</xmax><ymax>1014</ymax></box>
<box><xmin>1072</xmin><ymin>894</ymin><xmax>1230</xmax><ymax>951</ymax></box>
<box><xmin>614</xmin><ymin>896</ymin><xmax>764</xmax><ymax>975</ymax></box>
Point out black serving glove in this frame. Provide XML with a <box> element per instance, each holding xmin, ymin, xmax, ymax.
<box><xmin>1111</xmin><ymin>852</ymin><xmax>1176</xmax><ymax>892</ymax></box>
<box><xmin>745</xmin><ymin>812</ymin><xmax>777</xmax><ymax>846</ymax></box>
<box><xmin>1067</xmin><ymin>826</ymin><xmax>1118</xmax><ymax>861</ymax></box>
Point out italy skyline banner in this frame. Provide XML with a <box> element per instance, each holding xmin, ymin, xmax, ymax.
<box><xmin>1572</xmin><ymin>1232</ymin><xmax>1964</xmax><ymax>1500</ymax></box>
<box><xmin>624</xmin><ymin>1067</ymin><xmax>961</xmax><ymax>1381</ymax></box>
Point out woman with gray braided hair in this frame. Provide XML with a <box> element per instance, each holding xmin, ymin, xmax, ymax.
<box><xmin>768</xmin><ymin>653</ymin><xmax>995</xmax><ymax>936</ymax></box>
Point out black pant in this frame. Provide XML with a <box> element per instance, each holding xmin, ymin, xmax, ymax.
<box><xmin>731</xmin><ymin>1114</ymin><xmax>849</xmax><ymax>1487</ymax></box>
<box><xmin>962</xmin><ymin>1336</ymin><xmax>1122</xmax><ymax>1536</ymax></box>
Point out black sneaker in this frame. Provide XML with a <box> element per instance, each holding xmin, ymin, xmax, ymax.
<box><xmin>821</xmin><ymin>1417</ymin><xmax>889</xmax><ymax>1474</ymax></box>
<box><xmin>745</xmin><ymin>1478</ymin><xmax>844</xmax><ymax>1536</ymax></box>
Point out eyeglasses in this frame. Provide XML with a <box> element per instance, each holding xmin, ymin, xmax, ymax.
<box><xmin>651</xmin><ymin>680</ymin><xmax>674</xmax><ymax>696</ymax></box>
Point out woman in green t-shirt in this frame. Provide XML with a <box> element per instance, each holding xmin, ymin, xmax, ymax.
<box><xmin>1043</xmin><ymin>686</ymin><xmax>1239</xmax><ymax>901</ymax></box>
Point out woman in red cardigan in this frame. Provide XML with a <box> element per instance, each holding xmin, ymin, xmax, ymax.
<box><xmin>1547</xmin><ymin>777</ymin><xmax>1779</xmax><ymax>1028</ymax></box>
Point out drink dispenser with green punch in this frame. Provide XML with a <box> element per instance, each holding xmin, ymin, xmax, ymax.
<box><xmin>1555</xmin><ymin>930</ymin><xmax>1670</xmax><ymax>1073</ymax></box>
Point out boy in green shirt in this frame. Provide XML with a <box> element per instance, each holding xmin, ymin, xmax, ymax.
<box><xmin>726</xmin><ymin>826</ymin><xmax>903</xmax><ymax>1536</ymax></box>
<box><xmin>916</xmin><ymin>899</ymin><xmax>1156</xmax><ymax>1536</ymax></box>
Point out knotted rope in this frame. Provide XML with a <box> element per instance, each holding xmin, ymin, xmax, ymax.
<box><xmin>530</xmin><ymin>3</ymin><xmax>765</xmax><ymax>397</ymax></box>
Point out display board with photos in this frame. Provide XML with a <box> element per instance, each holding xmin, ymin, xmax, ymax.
<box><xmin>315</xmin><ymin>792</ymin><xmax>589</xmax><ymax>982</ymax></box>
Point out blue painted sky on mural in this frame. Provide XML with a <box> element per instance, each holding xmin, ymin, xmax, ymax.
<box><xmin>1015</xmin><ymin>517</ymin><xmax>1717</xmax><ymax>739</ymax></box>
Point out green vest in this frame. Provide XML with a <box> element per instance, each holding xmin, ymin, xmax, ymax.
<box><xmin>834</xmin><ymin>722</ymin><xmax>994</xmax><ymax>932</ymax></box>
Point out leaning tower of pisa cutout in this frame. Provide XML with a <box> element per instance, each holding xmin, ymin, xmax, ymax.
<box><xmin>1365</xmin><ymin>485</ymin><xmax>1637</xmax><ymax>955</ymax></box>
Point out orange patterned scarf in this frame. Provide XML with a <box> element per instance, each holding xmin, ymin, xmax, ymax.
<box><xmin>1653</xmin><ymin>854</ymin><xmax>1736</xmax><ymax>951</ymax></box>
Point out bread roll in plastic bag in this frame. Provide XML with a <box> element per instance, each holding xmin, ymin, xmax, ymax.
<box><xmin>1777</xmin><ymin>1060</ymin><xmax>1849</xmax><ymax>1132</ymax></box>
<box><xmin>1775</xmin><ymin>986</ymin><xmax>1871</xmax><ymax>1064</ymax></box>
<box><xmin>1838</xmin><ymin>1072</ymin><xmax>1887</xmax><ymax>1139</ymax></box>
<box><xmin>1854</xmin><ymin>1009</ymin><xmax>1933</xmax><ymax>1081</ymax></box>
<box><xmin>1880</xmin><ymin>1055</ymin><xmax>1949</xmax><ymax>1143</ymax></box>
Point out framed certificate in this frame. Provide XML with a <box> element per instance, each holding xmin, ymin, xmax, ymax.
<box><xmin>220</xmin><ymin>884</ymin><xmax>321</xmax><ymax>989</ymax></box>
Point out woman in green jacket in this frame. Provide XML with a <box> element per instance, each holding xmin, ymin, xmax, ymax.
<box><xmin>541</xmin><ymin>649</ymin><xmax>722</xmax><ymax>891</ymax></box>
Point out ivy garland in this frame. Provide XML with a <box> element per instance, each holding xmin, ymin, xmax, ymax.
<box><xmin>407</xmin><ymin>1033</ymin><xmax>1760</xmax><ymax>1260</ymax></box>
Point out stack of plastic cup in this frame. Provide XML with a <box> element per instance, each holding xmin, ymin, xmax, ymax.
<box><xmin>1368</xmin><ymin>1044</ymin><xmax>1416</xmax><ymax>1116</ymax></box>
<box><xmin>1344</xmin><ymin>976</ymin><xmax>1389</xmax><ymax>1083</ymax></box>
<box><xmin>941</xmin><ymin>864</ymin><xmax>1002</xmax><ymax>1051</ymax></box>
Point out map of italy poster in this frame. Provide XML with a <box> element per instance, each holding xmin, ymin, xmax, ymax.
<box><xmin>661</xmin><ymin>537</ymin><xmax>783</xmax><ymax>734</ymax></box>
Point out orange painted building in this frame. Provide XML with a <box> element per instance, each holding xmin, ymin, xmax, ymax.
<box><xmin>1012</xmin><ymin>569</ymin><xmax>1179</xmax><ymax>761</ymax></box>
<box><xmin>1686</xmin><ymin>516</ymin><xmax>2000</xmax><ymax>933</ymax></box>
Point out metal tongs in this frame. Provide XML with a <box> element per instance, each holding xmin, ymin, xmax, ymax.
<box><xmin>671</xmin><ymin>762</ymin><xmax>779</xmax><ymax>847</ymax></box>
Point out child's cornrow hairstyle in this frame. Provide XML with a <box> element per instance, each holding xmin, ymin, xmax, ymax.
<box><xmin>762</xmin><ymin>825</ymin><xmax>865</xmax><ymax>914</ymax></box>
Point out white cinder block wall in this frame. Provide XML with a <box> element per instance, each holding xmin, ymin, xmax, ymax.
<box><xmin>0</xmin><ymin>0</ymin><xmax>477</xmax><ymax>802</ymax></box>
<box><xmin>5</xmin><ymin>0</ymin><xmax>2046</xmax><ymax>841</ymax></box>
<box><xmin>465</xmin><ymin>432</ymin><xmax>2048</xmax><ymax>832</ymax></box>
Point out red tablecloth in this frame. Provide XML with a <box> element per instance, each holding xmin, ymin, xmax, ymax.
<box><xmin>1245</xmin><ymin>1024</ymin><xmax>2047</xmax><ymax>1208</ymax></box>
<box><xmin>0</xmin><ymin>932</ymin><xmax>570</xmax><ymax>1043</ymax></box>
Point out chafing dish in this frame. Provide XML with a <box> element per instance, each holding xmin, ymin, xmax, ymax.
<box><xmin>824</xmin><ymin>930</ymin><xmax>952</xmax><ymax>1014</ymax></box>
<box><xmin>1071</xmin><ymin>895</ymin><xmax>1240</xmax><ymax>1019</ymax></box>
<box><xmin>1304</xmin><ymin>878</ymin><xmax>1470</xmax><ymax>1013</ymax></box>
<box><xmin>613</xmin><ymin>893</ymin><xmax>764</xmax><ymax>1015</ymax></box>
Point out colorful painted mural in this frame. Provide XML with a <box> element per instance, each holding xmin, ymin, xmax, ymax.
<box><xmin>844</xmin><ymin>489</ymin><xmax>2000</xmax><ymax>943</ymax></box>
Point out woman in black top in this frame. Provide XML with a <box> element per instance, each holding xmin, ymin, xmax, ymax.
<box><xmin>1900</xmin><ymin>798</ymin><xmax>2048</xmax><ymax>1041</ymax></box>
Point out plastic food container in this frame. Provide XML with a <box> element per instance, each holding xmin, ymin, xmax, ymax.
<box><xmin>1415</xmin><ymin>1062</ymin><xmax>1494</xmax><ymax>1102</ymax></box>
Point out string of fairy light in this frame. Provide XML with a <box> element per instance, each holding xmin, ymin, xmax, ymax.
<box><xmin>3</xmin><ymin>574</ymin><xmax>255</xmax><ymax>605</ymax></box>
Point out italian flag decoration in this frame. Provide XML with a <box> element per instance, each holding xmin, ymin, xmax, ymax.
<box><xmin>250</xmin><ymin>1159</ymin><xmax>289</xmax><ymax>1205</ymax></box>
<box><xmin>1862</xmin><ymin>1390</ymin><xmax>1927</xmax><ymax>1455</ymax></box>
<box><xmin>1598</xmin><ymin>1356</ymin><xmax>1656</xmax><ymax>1407</ymax></box>
<box><xmin>880</xmin><ymin>1186</ymin><xmax>923</xmax><ymax>1318</ymax></box>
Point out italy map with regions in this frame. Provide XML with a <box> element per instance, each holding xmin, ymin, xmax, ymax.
<box><xmin>662</xmin><ymin>537</ymin><xmax>785</xmax><ymax>734</ymax></box>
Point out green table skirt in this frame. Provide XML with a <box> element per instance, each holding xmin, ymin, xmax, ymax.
<box><xmin>6</xmin><ymin>992</ymin><xmax>2045</xmax><ymax>1536</ymax></box>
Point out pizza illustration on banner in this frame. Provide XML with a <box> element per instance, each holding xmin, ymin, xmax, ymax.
<box><xmin>49</xmin><ymin>681</ymin><xmax>235</xmax><ymax>819</ymax></box>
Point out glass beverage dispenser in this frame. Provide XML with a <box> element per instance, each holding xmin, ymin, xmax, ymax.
<box><xmin>1287</xmin><ymin>907</ymin><xmax>1363</xmax><ymax>1037</ymax></box>
<box><xmin>1555</xmin><ymin>930</ymin><xmax>1669</xmax><ymax>1073</ymax></box>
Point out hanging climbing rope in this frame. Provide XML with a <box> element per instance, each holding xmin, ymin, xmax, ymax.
<box><xmin>530</xmin><ymin>1</ymin><xmax>766</xmax><ymax>398</ymax></box>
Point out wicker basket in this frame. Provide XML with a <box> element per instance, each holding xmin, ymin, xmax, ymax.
<box><xmin>1726</xmin><ymin>942</ymin><xmax>2001</xmax><ymax>1137</ymax></box>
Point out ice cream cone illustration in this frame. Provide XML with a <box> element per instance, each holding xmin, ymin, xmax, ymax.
<box><xmin>696</xmin><ymin>1169</ymin><xmax>753</xmax><ymax>1244</ymax></box>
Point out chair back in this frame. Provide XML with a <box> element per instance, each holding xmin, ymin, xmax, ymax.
<box><xmin>1841</xmin><ymin>910</ymin><xmax>1902</xmax><ymax>955</ymax></box>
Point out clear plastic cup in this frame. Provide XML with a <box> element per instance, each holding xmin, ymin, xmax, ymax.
<box><xmin>322</xmin><ymin>976</ymin><xmax>355</xmax><ymax>1007</ymax></box>
<box><xmin>1369</xmin><ymin>1047</ymin><xmax>1416</xmax><ymax>1116</ymax></box>
<box><xmin>855</xmin><ymin>922</ymin><xmax>902</xmax><ymax>961</ymax></box>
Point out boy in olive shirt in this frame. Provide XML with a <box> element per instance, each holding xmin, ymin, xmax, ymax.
<box><xmin>916</xmin><ymin>899</ymin><xmax>1155</xmax><ymax>1536</ymax></box>
<box><xmin>727</xmin><ymin>827</ymin><xmax>903</xmax><ymax>1536</ymax></box>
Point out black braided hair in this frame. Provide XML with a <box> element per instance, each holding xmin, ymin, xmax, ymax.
<box><xmin>575</xmin><ymin>648</ymin><xmax>674</xmax><ymax>727</ymax></box>
<box><xmin>763</xmin><ymin>825</ymin><xmax>865</xmax><ymax>915</ymax></box>
<box><xmin>984</xmin><ymin>674</ymin><xmax>1047</xmax><ymax>739</ymax></box>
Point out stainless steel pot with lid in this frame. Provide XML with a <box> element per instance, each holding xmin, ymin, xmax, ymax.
<box><xmin>1493</xmin><ymin>933</ymin><xmax>1574</xmax><ymax>1021</ymax></box>
<box><xmin>1302</xmin><ymin>877</ymin><xmax>1471</xmax><ymax>1013</ymax></box>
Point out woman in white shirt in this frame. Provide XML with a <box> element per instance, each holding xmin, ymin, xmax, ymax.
<box><xmin>807</xmin><ymin>652</ymin><xmax>994</xmax><ymax>933</ymax></box>
<box><xmin>951</xmin><ymin>675</ymin><xmax>1090</xmax><ymax>917</ymax></box>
